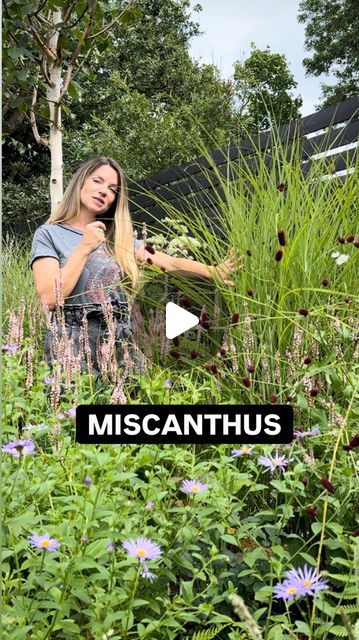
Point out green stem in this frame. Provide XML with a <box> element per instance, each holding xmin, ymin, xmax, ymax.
<box><xmin>124</xmin><ymin>563</ymin><xmax>141</xmax><ymax>637</ymax></box>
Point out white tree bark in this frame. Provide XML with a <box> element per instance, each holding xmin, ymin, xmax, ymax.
<box><xmin>47</xmin><ymin>11</ymin><xmax>63</xmax><ymax>210</ymax></box>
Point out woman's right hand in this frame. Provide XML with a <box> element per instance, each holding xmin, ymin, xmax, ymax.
<box><xmin>80</xmin><ymin>221</ymin><xmax>107</xmax><ymax>255</ymax></box>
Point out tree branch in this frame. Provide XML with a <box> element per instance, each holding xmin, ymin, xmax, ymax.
<box><xmin>29</xmin><ymin>68</ymin><xmax>49</xmax><ymax>147</ymax></box>
<box><xmin>85</xmin><ymin>0</ymin><xmax>136</xmax><ymax>40</ymax></box>
<box><xmin>29</xmin><ymin>0</ymin><xmax>48</xmax><ymax>18</ymax></box>
<box><xmin>55</xmin><ymin>1</ymin><xmax>98</xmax><ymax>105</ymax></box>
<box><xmin>62</xmin><ymin>1</ymin><xmax>78</xmax><ymax>25</ymax></box>
<box><xmin>27</xmin><ymin>16</ymin><xmax>57</xmax><ymax>61</ymax></box>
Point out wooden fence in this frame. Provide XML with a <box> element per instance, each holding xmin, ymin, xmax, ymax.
<box><xmin>128</xmin><ymin>96</ymin><xmax>359</xmax><ymax>234</ymax></box>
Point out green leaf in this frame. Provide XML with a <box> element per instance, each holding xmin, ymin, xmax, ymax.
<box><xmin>294</xmin><ymin>621</ymin><xmax>311</xmax><ymax>636</ymax></box>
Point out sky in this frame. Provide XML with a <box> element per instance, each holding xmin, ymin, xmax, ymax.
<box><xmin>188</xmin><ymin>0</ymin><xmax>336</xmax><ymax>116</ymax></box>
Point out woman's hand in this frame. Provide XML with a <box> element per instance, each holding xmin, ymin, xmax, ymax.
<box><xmin>80</xmin><ymin>221</ymin><xmax>106</xmax><ymax>255</ymax></box>
<box><xmin>211</xmin><ymin>249</ymin><xmax>243</xmax><ymax>286</ymax></box>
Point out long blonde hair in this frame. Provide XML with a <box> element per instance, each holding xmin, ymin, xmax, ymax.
<box><xmin>46</xmin><ymin>157</ymin><xmax>140</xmax><ymax>291</ymax></box>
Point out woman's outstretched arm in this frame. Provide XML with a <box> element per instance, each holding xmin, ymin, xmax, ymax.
<box><xmin>136</xmin><ymin>245</ymin><xmax>241</xmax><ymax>286</ymax></box>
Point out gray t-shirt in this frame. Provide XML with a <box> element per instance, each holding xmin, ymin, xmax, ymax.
<box><xmin>30</xmin><ymin>223</ymin><xmax>143</xmax><ymax>307</ymax></box>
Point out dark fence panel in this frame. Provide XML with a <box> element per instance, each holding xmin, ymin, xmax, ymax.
<box><xmin>128</xmin><ymin>96</ymin><xmax>359</xmax><ymax>230</ymax></box>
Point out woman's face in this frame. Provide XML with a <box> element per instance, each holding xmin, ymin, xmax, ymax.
<box><xmin>80</xmin><ymin>164</ymin><xmax>119</xmax><ymax>215</ymax></box>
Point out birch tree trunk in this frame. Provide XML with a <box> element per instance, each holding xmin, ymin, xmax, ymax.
<box><xmin>47</xmin><ymin>10</ymin><xmax>63</xmax><ymax>210</ymax></box>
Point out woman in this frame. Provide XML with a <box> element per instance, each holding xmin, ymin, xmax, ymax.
<box><xmin>31</xmin><ymin>156</ymin><xmax>238</xmax><ymax>378</ymax></box>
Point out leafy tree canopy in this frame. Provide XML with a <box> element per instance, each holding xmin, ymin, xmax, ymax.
<box><xmin>233</xmin><ymin>44</ymin><xmax>302</xmax><ymax>131</ymax></box>
<box><xmin>298</xmin><ymin>0</ymin><xmax>359</xmax><ymax>107</ymax></box>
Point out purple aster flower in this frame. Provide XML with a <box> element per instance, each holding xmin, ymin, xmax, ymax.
<box><xmin>231</xmin><ymin>446</ymin><xmax>253</xmax><ymax>456</ymax></box>
<box><xmin>180</xmin><ymin>479</ymin><xmax>208</xmax><ymax>494</ymax></box>
<box><xmin>164</xmin><ymin>379</ymin><xmax>172</xmax><ymax>388</ymax></box>
<box><xmin>122</xmin><ymin>537</ymin><xmax>162</xmax><ymax>562</ymax></box>
<box><xmin>140</xmin><ymin>561</ymin><xmax>157</xmax><ymax>581</ymax></box>
<box><xmin>273</xmin><ymin>579</ymin><xmax>304</xmax><ymax>600</ymax></box>
<box><xmin>65</xmin><ymin>406</ymin><xmax>76</xmax><ymax>418</ymax></box>
<box><xmin>145</xmin><ymin>500</ymin><xmax>153</xmax><ymax>510</ymax></box>
<box><xmin>294</xmin><ymin>427</ymin><xmax>320</xmax><ymax>439</ymax></box>
<box><xmin>2</xmin><ymin>344</ymin><xmax>18</xmax><ymax>353</ymax></box>
<box><xmin>44</xmin><ymin>376</ymin><xmax>55</xmax><ymax>385</ymax></box>
<box><xmin>107</xmin><ymin>541</ymin><xmax>116</xmax><ymax>552</ymax></box>
<box><xmin>28</xmin><ymin>532</ymin><xmax>60</xmax><ymax>551</ymax></box>
<box><xmin>258</xmin><ymin>454</ymin><xmax>291</xmax><ymax>473</ymax></box>
<box><xmin>2</xmin><ymin>439</ymin><xmax>35</xmax><ymax>458</ymax></box>
<box><xmin>285</xmin><ymin>565</ymin><xmax>328</xmax><ymax>597</ymax></box>
<box><xmin>57</xmin><ymin>412</ymin><xmax>65</xmax><ymax>420</ymax></box>
<box><xmin>83</xmin><ymin>476</ymin><xmax>92</xmax><ymax>486</ymax></box>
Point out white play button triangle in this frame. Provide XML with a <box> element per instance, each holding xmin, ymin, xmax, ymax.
<box><xmin>165</xmin><ymin>302</ymin><xmax>199</xmax><ymax>339</ymax></box>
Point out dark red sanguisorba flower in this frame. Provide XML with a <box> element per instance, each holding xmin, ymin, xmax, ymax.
<box><xmin>169</xmin><ymin>350</ymin><xmax>181</xmax><ymax>359</ymax></box>
<box><xmin>343</xmin><ymin>433</ymin><xmax>359</xmax><ymax>451</ymax></box>
<box><xmin>242</xmin><ymin>377</ymin><xmax>251</xmax><ymax>388</ymax></box>
<box><xmin>346</xmin><ymin>235</ymin><xmax>354</xmax><ymax>243</ymax></box>
<box><xmin>277</xmin><ymin>229</ymin><xmax>286</xmax><ymax>246</ymax></box>
<box><xmin>353</xmin><ymin>528</ymin><xmax>359</xmax><ymax>537</ymax></box>
<box><xmin>309</xmin><ymin>386</ymin><xmax>319</xmax><ymax>397</ymax></box>
<box><xmin>247</xmin><ymin>288</ymin><xmax>254</xmax><ymax>297</ymax></box>
<box><xmin>286</xmin><ymin>395</ymin><xmax>294</xmax><ymax>402</ymax></box>
<box><xmin>199</xmin><ymin>312</ymin><xmax>210</xmax><ymax>330</ymax></box>
<box><xmin>319</xmin><ymin>478</ymin><xmax>336</xmax><ymax>493</ymax></box>
<box><xmin>303</xmin><ymin>356</ymin><xmax>312</xmax><ymax>365</ymax></box>
<box><xmin>269</xmin><ymin>394</ymin><xmax>278</xmax><ymax>404</ymax></box>
<box><xmin>305</xmin><ymin>507</ymin><xmax>317</xmax><ymax>517</ymax></box>
<box><xmin>231</xmin><ymin>312</ymin><xmax>240</xmax><ymax>325</ymax></box>
<box><xmin>275</xmin><ymin>249</ymin><xmax>283</xmax><ymax>262</ymax></box>
<box><xmin>180</xmin><ymin>297</ymin><xmax>192</xmax><ymax>309</ymax></box>
<box><xmin>146</xmin><ymin>257</ymin><xmax>153</xmax><ymax>265</ymax></box>
<box><xmin>353</xmin><ymin>238</ymin><xmax>359</xmax><ymax>248</ymax></box>
<box><xmin>204</xmin><ymin>363</ymin><xmax>218</xmax><ymax>374</ymax></box>
<box><xmin>247</xmin><ymin>364</ymin><xmax>255</xmax><ymax>373</ymax></box>
<box><xmin>321</xmin><ymin>279</ymin><xmax>329</xmax><ymax>287</ymax></box>
<box><xmin>190</xmin><ymin>349</ymin><xmax>199</xmax><ymax>359</ymax></box>
<box><xmin>298</xmin><ymin>308</ymin><xmax>309</xmax><ymax>317</ymax></box>
<box><xmin>145</xmin><ymin>244</ymin><xmax>156</xmax><ymax>254</ymax></box>
<box><xmin>172</xmin><ymin>336</ymin><xmax>180</xmax><ymax>347</ymax></box>
<box><xmin>219</xmin><ymin>347</ymin><xmax>227</xmax><ymax>356</ymax></box>
<box><xmin>246</xmin><ymin>249</ymin><xmax>252</xmax><ymax>256</ymax></box>
<box><xmin>337</xmin><ymin>236</ymin><xmax>346</xmax><ymax>244</ymax></box>
<box><xmin>300</xmin><ymin>477</ymin><xmax>309</xmax><ymax>486</ymax></box>
<box><xmin>277</xmin><ymin>182</ymin><xmax>287</xmax><ymax>192</ymax></box>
